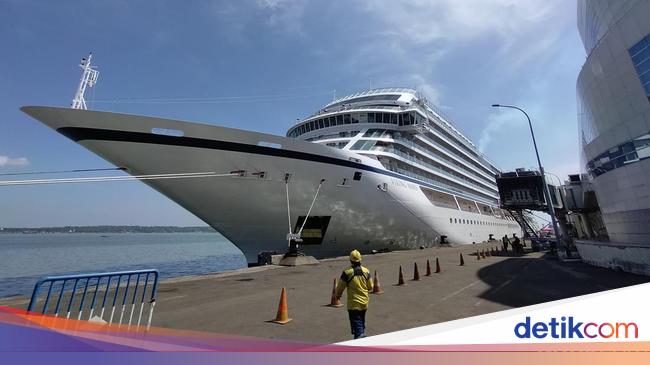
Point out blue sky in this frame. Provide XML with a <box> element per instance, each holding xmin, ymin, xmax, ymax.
<box><xmin>0</xmin><ymin>0</ymin><xmax>585</xmax><ymax>227</ymax></box>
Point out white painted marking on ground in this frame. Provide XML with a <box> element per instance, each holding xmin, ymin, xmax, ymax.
<box><xmin>491</xmin><ymin>278</ymin><xmax>514</xmax><ymax>294</ymax></box>
<box><xmin>160</xmin><ymin>295</ymin><xmax>186</xmax><ymax>301</ymax></box>
<box><xmin>440</xmin><ymin>280</ymin><xmax>480</xmax><ymax>301</ymax></box>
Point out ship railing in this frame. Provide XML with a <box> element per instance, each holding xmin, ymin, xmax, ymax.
<box><xmin>27</xmin><ymin>269</ymin><xmax>159</xmax><ymax>330</ymax></box>
<box><xmin>392</xmin><ymin>166</ymin><xmax>495</xmax><ymax>206</ymax></box>
<box><xmin>326</xmin><ymin>87</ymin><xmax>416</xmax><ymax>107</ymax></box>
<box><xmin>390</xmin><ymin>135</ymin><xmax>497</xmax><ymax>186</ymax></box>
<box><xmin>374</xmin><ymin>146</ymin><xmax>498</xmax><ymax>198</ymax></box>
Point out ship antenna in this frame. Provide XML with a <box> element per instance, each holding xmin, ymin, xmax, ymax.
<box><xmin>71</xmin><ymin>52</ymin><xmax>99</xmax><ymax>110</ymax></box>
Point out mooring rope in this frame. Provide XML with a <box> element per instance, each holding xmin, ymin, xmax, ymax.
<box><xmin>0</xmin><ymin>167</ymin><xmax>125</xmax><ymax>177</ymax></box>
<box><xmin>0</xmin><ymin>171</ymin><xmax>238</xmax><ymax>186</ymax></box>
<box><xmin>297</xmin><ymin>179</ymin><xmax>326</xmax><ymax>236</ymax></box>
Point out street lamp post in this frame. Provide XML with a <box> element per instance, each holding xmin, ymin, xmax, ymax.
<box><xmin>544</xmin><ymin>171</ymin><xmax>563</xmax><ymax>186</ymax></box>
<box><xmin>491</xmin><ymin>104</ymin><xmax>565</xmax><ymax>258</ymax></box>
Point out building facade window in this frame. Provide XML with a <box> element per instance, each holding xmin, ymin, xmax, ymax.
<box><xmin>629</xmin><ymin>33</ymin><xmax>650</xmax><ymax>100</ymax></box>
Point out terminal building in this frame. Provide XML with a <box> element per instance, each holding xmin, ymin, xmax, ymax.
<box><xmin>573</xmin><ymin>0</ymin><xmax>650</xmax><ymax>274</ymax></box>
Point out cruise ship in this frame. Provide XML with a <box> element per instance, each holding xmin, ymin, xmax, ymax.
<box><xmin>22</xmin><ymin>87</ymin><xmax>520</xmax><ymax>263</ymax></box>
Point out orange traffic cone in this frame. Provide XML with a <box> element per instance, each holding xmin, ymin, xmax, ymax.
<box><xmin>397</xmin><ymin>266</ymin><xmax>406</xmax><ymax>286</ymax></box>
<box><xmin>413</xmin><ymin>262</ymin><xmax>420</xmax><ymax>281</ymax></box>
<box><xmin>271</xmin><ymin>287</ymin><xmax>292</xmax><ymax>324</ymax></box>
<box><xmin>425</xmin><ymin>259</ymin><xmax>432</xmax><ymax>276</ymax></box>
<box><xmin>372</xmin><ymin>270</ymin><xmax>384</xmax><ymax>294</ymax></box>
<box><xmin>477</xmin><ymin>249</ymin><xmax>481</xmax><ymax>260</ymax></box>
<box><xmin>435</xmin><ymin>258</ymin><xmax>441</xmax><ymax>273</ymax></box>
<box><xmin>327</xmin><ymin>278</ymin><xmax>343</xmax><ymax>307</ymax></box>
<box><xmin>460</xmin><ymin>253</ymin><xmax>465</xmax><ymax>266</ymax></box>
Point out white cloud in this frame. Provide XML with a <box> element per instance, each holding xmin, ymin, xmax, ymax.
<box><xmin>0</xmin><ymin>155</ymin><xmax>29</xmax><ymax>167</ymax></box>
<box><xmin>360</xmin><ymin>0</ymin><xmax>565</xmax><ymax>56</ymax></box>
<box><xmin>257</xmin><ymin>0</ymin><xmax>306</xmax><ymax>36</ymax></box>
<box><xmin>343</xmin><ymin>0</ymin><xmax>573</xmax><ymax>110</ymax></box>
<box><xmin>478</xmin><ymin>111</ymin><xmax>522</xmax><ymax>152</ymax></box>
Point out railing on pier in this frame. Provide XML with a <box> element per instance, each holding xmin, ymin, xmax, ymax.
<box><xmin>27</xmin><ymin>269</ymin><xmax>159</xmax><ymax>330</ymax></box>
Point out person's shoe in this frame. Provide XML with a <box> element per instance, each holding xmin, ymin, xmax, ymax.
<box><xmin>358</xmin><ymin>333</ymin><xmax>366</xmax><ymax>338</ymax></box>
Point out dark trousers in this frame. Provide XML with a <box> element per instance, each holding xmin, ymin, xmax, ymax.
<box><xmin>348</xmin><ymin>309</ymin><xmax>367</xmax><ymax>339</ymax></box>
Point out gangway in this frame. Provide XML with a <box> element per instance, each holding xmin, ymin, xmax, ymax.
<box><xmin>507</xmin><ymin>209</ymin><xmax>539</xmax><ymax>238</ymax></box>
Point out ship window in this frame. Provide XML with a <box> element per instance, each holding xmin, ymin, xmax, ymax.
<box><xmin>324</xmin><ymin>118</ymin><xmax>330</xmax><ymax>128</ymax></box>
<box><xmin>368</xmin><ymin>113</ymin><xmax>375</xmax><ymax>123</ymax></box>
<box><xmin>450</xmin><ymin>218</ymin><xmax>453</xmax><ymax>223</ymax></box>
<box><xmin>151</xmin><ymin>128</ymin><xmax>184</xmax><ymax>137</ymax></box>
<box><xmin>344</xmin><ymin>114</ymin><xmax>351</xmax><ymax>124</ymax></box>
<box><xmin>351</xmin><ymin>114</ymin><xmax>359</xmax><ymax>123</ymax></box>
<box><xmin>398</xmin><ymin>113</ymin><xmax>404</xmax><ymax>126</ymax></box>
<box><xmin>390</xmin><ymin>113</ymin><xmax>397</xmax><ymax>124</ymax></box>
<box><xmin>336</xmin><ymin>115</ymin><xmax>343</xmax><ymax>125</ymax></box>
<box><xmin>353</xmin><ymin>172</ymin><xmax>362</xmax><ymax>181</ymax></box>
<box><xmin>375</xmin><ymin>113</ymin><xmax>382</xmax><ymax>123</ymax></box>
<box><xmin>318</xmin><ymin>119</ymin><xmax>324</xmax><ymax>129</ymax></box>
<box><xmin>383</xmin><ymin>113</ymin><xmax>391</xmax><ymax>124</ymax></box>
<box><xmin>454</xmin><ymin>218</ymin><xmax>457</xmax><ymax>223</ymax></box>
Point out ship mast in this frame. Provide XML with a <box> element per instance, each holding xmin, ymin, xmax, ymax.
<box><xmin>71</xmin><ymin>53</ymin><xmax>99</xmax><ymax>110</ymax></box>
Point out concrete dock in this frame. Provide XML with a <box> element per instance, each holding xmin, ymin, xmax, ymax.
<box><xmin>2</xmin><ymin>242</ymin><xmax>648</xmax><ymax>343</ymax></box>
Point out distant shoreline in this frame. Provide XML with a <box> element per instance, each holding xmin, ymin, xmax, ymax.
<box><xmin>0</xmin><ymin>226</ymin><xmax>216</xmax><ymax>234</ymax></box>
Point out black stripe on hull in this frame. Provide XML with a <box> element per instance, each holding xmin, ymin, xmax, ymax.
<box><xmin>57</xmin><ymin>126</ymin><xmax>493</xmax><ymax>202</ymax></box>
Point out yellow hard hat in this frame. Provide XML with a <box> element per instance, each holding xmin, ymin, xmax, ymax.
<box><xmin>350</xmin><ymin>250</ymin><xmax>362</xmax><ymax>262</ymax></box>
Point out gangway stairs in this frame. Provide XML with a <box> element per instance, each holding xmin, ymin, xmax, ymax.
<box><xmin>507</xmin><ymin>209</ymin><xmax>539</xmax><ymax>238</ymax></box>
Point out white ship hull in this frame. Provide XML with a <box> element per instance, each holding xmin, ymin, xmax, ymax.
<box><xmin>22</xmin><ymin>106</ymin><xmax>520</xmax><ymax>263</ymax></box>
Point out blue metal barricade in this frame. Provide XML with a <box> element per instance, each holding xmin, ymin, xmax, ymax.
<box><xmin>27</xmin><ymin>269</ymin><xmax>159</xmax><ymax>329</ymax></box>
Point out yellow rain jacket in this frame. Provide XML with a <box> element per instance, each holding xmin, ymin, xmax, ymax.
<box><xmin>335</xmin><ymin>265</ymin><xmax>373</xmax><ymax>310</ymax></box>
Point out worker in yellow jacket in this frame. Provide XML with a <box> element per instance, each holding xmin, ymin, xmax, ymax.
<box><xmin>335</xmin><ymin>250</ymin><xmax>373</xmax><ymax>339</ymax></box>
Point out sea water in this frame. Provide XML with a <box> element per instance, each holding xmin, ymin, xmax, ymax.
<box><xmin>0</xmin><ymin>232</ymin><xmax>246</xmax><ymax>298</ymax></box>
